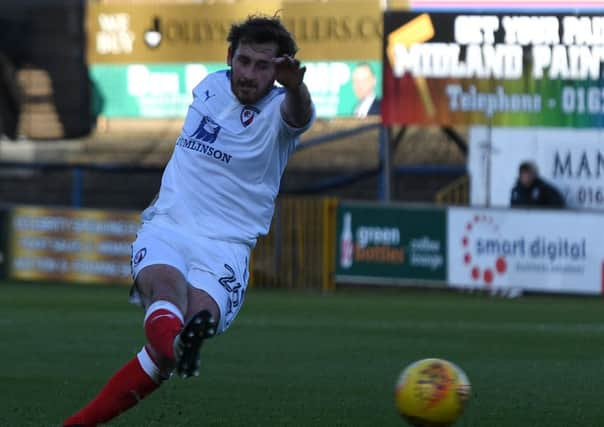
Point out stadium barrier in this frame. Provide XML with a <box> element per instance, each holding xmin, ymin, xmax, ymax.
<box><xmin>335</xmin><ymin>202</ymin><xmax>604</xmax><ymax>296</ymax></box>
<box><xmin>434</xmin><ymin>175</ymin><xmax>469</xmax><ymax>206</ymax></box>
<box><xmin>335</xmin><ymin>202</ymin><xmax>447</xmax><ymax>286</ymax></box>
<box><xmin>447</xmin><ymin>207</ymin><xmax>604</xmax><ymax>295</ymax></box>
<box><xmin>250</xmin><ymin>197</ymin><xmax>337</xmax><ymax>292</ymax></box>
<box><xmin>3</xmin><ymin>205</ymin><xmax>138</xmax><ymax>285</ymax></box>
<box><xmin>0</xmin><ymin>197</ymin><xmax>338</xmax><ymax>292</ymax></box>
<box><xmin>0</xmin><ymin>208</ymin><xmax>8</xmax><ymax>279</ymax></box>
<box><xmin>3</xmin><ymin>200</ymin><xmax>602</xmax><ymax>296</ymax></box>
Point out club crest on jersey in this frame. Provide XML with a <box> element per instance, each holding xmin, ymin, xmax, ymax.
<box><xmin>189</xmin><ymin>115</ymin><xmax>221</xmax><ymax>144</ymax></box>
<box><xmin>240</xmin><ymin>106</ymin><xmax>260</xmax><ymax>128</ymax></box>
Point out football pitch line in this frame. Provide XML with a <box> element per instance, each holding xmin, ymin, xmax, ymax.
<box><xmin>238</xmin><ymin>316</ymin><xmax>604</xmax><ymax>334</ymax></box>
<box><xmin>4</xmin><ymin>314</ymin><xmax>601</xmax><ymax>334</ymax></box>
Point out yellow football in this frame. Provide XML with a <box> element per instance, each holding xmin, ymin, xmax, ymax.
<box><xmin>394</xmin><ymin>358</ymin><xmax>471</xmax><ymax>426</ymax></box>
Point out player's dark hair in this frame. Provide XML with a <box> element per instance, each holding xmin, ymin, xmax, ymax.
<box><xmin>227</xmin><ymin>15</ymin><xmax>297</xmax><ymax>57</ymax></box>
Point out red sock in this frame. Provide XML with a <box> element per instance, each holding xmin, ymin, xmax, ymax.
<box><xmin>143</xmin><ymin>301</ymin><xmax>184</xmax><ymax>361</ymax></box>
<box><xmin>63</xmin><ymin>348</ymin><xmax>161</xmax><ymax>426</ymax></box>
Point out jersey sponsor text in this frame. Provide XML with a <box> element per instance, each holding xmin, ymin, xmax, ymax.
<box><xmin>176</xmin><ymin>136</ymin><xmax>233</xmax><ymax>164</ymax></box>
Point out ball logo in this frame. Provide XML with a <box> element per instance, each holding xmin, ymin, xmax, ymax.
<box><xmin>240</xmin><ymin>106</ymin><xmax>259</xmax><ymax>127</ymax></box>
<box><xmin>133</xmin><ymin>248</ymin><xmax>147</xmax><ymax>266</ymax></box>
<box><xmin>415</xmin><ymin>361</ymin><xmax>453</xmax><ymax>409</ymax></box>
<box><xmin>189</xmin><ymin>115</ymin><xmax>221</xmax><ymax>144</ymax></box>
<box><xmin>461</xmin><ymin>214</ymin><xmax>507</xmax><ymax>286</ymax></box>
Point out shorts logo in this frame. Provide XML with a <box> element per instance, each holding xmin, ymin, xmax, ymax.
<box><xmin>240</xmin><ymin>106</ymin><xmax>259</xmax><ymax>128</ymax></box>
<box><xmin>189</xmin><ymin>115</ymin><xmax>221</xmax><ymax>144</ymax></box>
<box><xmin>218</xmin><ymin>264</ymin><xmax>245</xmax><ymax>328</ymax></box>
<box><xmin>133</xmin><ymin>248</ymin><xmax>147</xmax><ymax>266</ymax></box>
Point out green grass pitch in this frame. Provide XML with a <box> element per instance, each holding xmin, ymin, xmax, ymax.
<box><xmin>1</xmin><ymin>281</ymin><xmax>604</xmax><ymax>426</ymax></box>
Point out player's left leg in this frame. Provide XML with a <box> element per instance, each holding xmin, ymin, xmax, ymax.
<box><xmin>62</xmin><ymin>347</ymin><xmax>163</xmax><ymax>427</ymax></box>
<box><xmin>63</xmin><ymin>223</ymin><xmax>190</xmax><ymax>427</ymax></box>
<box><xmin>62</xmin><ymin>275</ymin><xmax>221</xmax><ymax>426</ymax></box>
<box><xmin>173</xmin><ymin>286</ymin><xmax>221</xmax><ymax>378</ymax></box>
<box><xmin>62</xmin><ymin>264</ymin><xmax>187</xmax><ymax>427</ymax></box>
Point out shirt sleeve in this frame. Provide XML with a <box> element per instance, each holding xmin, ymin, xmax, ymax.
<box><xmin>279</xmin><ymin>101</ymin><xmax>316</xmax><ymax>138</ymax></box>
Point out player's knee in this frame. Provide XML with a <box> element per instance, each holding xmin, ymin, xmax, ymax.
<box><xmin>185</xmin><ymin>288</ymin><xmax>220</xmax><ymax>324</ymax></box>
<box><xmin>137</xmin><ymin>264</ymin><xmax>188</xmax><ymax>314</ymax></box>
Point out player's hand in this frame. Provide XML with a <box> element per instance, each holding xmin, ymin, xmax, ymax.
<box><xmin>273</xmin><ymin>55</ymin><xmax>306</xmax><ymax>90</ymax></box>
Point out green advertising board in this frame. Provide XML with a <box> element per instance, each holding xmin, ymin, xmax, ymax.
<box><xmin>0</xmin><ymin>209</ymin><xmax>8</xmax><ymax>280</ymax></box>
<box><xmin>335</xmin><ymin>203</ymin><xmax>447</xmax><ymax>285</ymax></box>
<box><xmin>90</xmin><ymin>63</ymin><xmax>225</xmax><ymax>118</ymax></box>
<box><xmin>90</xmin><ymin>61</ymin><xmax>382</xmax><ymax>119</ymax></box>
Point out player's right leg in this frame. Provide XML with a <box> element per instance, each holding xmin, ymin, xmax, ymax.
<box><xmin>63</xmin><ymin>223</ymin><xmax>189</xmax><ymax>427</ymax></box>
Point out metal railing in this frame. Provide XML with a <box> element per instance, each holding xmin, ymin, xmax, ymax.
<box><xmin>434</xmin><ymin>175</ymin><xmax>469</xmax><ymax>205</ymax></box>
<box><xmin>0</xmin><ymin>122</ymin><xmax>382</xmax><ymax>206</ymax></box>
<box><xmin>250</xmin><ymin>197</ymin><xmax>337</xmax><ymax>292</ymax></box>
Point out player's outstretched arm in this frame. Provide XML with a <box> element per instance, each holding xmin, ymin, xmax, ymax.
<box><xmin>274</xmin><ymin>55</ymin><xmax>312</xmax><ymax>128</ymax></box>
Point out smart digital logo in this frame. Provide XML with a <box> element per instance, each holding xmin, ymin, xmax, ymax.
<box><xmin>460</xmin><ymin>213</ymin><xmax>587</xmax><ymax>285</ymax></box>
<box><xmin>460</xmin><ymin>214</ymin><xmax>507</xmax><ymax>285</ymax></box>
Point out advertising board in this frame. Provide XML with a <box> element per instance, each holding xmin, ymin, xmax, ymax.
<box><xmin>335</xmin><ymin>203</ymin><xmax>447</xmax><ymax>285</ymax></box>
<box><xmin>383</xmin><ymin>11</ymin><xmax>604</xmax><ymax>127</ymax></box>
<box><xmin>448</xmin><ymin>207</ymin><xmax>604</xmax><ymax>294</ymax></box>
<box><xmin>8</xmin><ymin>206</ymin><xmax>139</xmax><ymax>285</ymax></box>
<box><xmin>469</xmin><ymin>126</ymin><xmax>604</xmax><ymax>210</ymax></box>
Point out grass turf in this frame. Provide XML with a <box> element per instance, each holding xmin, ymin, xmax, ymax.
<box><xmin>1</xmin><ymin>281</ymin><xmax>603</xmax><ymax>426</ymax></box>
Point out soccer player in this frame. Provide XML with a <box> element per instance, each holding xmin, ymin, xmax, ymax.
<box><xmin>63</xmin><ymin>15</ymin><xmax>314</xmax><ymax>426</ymax></box>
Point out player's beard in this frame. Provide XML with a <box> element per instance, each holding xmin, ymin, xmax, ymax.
<box><xmin>231</xmin><ymin>78</ymin><xmax>272</xmax><ymax>105</ymax></box>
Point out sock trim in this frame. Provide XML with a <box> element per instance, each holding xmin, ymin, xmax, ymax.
<box><xmin>137</xmin><ymin>346</ymin><xmax>163</xmax><ymax>384</ymax></box>
<box><xmin>144</xmin><ymin>300</ymin><xmax>184</xmax><ymax>324</ymax></box>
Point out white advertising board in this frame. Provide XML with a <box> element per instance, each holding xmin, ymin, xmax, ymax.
<box><xmin>469</xmin><ymin>127</ymin><xmax>604</xmax><ymax>210</ymax></box>
<box><xmin>448</xmin><ymin>207</ymin><xmax>604</xmax><ymax>295</ymax></box>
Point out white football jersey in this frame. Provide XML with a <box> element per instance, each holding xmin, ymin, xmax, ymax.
<box><xmin>145</xmin><ymin>70</ymin><xmax>315</xmax><ymax>247</ymax></box>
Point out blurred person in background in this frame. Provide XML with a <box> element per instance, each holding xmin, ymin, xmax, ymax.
<box><xmin>351</xmin><ymin>62</ymin><xmax>380</xmax><ymax>118</ymax></box>
<box><xmin>510</xmin><ymin>161</ymin><xmax>565</xmax><ymax>209</ymax></box>
<box><xmin>0</xmin><ymin>17</ymin><xmax>22</xmax><ymax>140</ymax></box>
<box><xmin>0</xmin><ymin>52</ymin><xmax>20</xmax><ymax>140</ymax></box>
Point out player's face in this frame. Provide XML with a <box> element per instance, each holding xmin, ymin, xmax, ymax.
<box><xmin>228</xmin><ymin>42</ymin><xmax>278</xmax><ymax>105</ymax></box>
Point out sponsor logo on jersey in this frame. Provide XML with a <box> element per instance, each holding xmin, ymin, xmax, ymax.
<box><xmin>240</xmin><ymin>105</ymin><xmax>260</xmax><ymax>128</ymax></box>
<box><xmin>203</xmin><ymin>90</ymin><xmax>215</xmax><ymax>102</ymax></box>
<box><xmin>176</xmin><ymin>136</ymin><xmax>232</xmax><ymax>164</ymax></box>
<box><xmin>133</xmin><ymin>248</ymin><xmax>147</xmax><ymax>265</ymax></box>
<box><xmin>189</xmin><ymin>115</ymin><xmax>221</xmax><ymax>144</ymax></box>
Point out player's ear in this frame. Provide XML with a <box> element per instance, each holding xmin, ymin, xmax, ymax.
<box><xmin>227</xmin><ymin>46</ymin><xmax>233</xmax><ymax>67</ymax></box>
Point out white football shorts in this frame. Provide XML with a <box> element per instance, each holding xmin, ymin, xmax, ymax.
<box><xmin>130</xmin><ymin>218</ymin><xmax>251</xmax><ymax>334</ymax></box>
